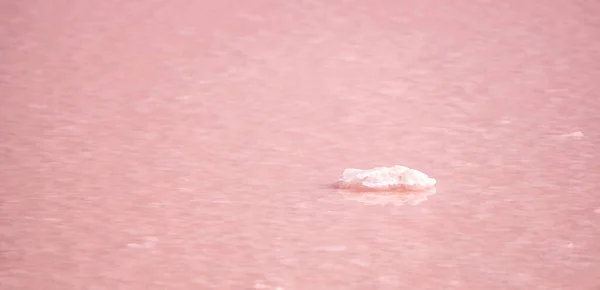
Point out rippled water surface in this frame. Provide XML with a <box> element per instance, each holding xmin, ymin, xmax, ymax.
<box><xmin>2</xmin><ymin>1</ymin><xmax>600</xmax><ymax>289</ymax></box>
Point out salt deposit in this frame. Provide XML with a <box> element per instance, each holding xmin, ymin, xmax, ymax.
<box><xmin>336</xmin><ymin>165</ymin><xmax>437</xmax><ymax>191</ymax></box>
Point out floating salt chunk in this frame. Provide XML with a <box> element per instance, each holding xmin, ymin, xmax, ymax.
<box><xmin>336</xmin><ymin>165</ymin><xmax>437</xmax><ymax>191</ymax></box>
<box><xmin>560</xmin><ymin>131</ymin><xmax>584</xmax><ymax>138</ymax></box>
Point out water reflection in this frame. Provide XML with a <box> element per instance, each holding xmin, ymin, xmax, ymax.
<box><xmin>339</xmin><ymin>188</ymin><xmax>437</xmax><ymax>206</ymax></box>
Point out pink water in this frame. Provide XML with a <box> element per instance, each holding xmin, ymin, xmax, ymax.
<box><xmin>2</xmin><ymin>1</ymin><xmax>600</xmax><ymax>289</ymax></box>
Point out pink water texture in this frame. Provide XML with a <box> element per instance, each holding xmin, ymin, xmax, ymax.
<box><xmin>2</xmin><ymin>0</ymin><xmax>600</xmax><ymax>289</ymax></box>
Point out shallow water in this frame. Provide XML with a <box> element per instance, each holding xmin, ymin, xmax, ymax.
<box><xmin>1</xmin><ymin>1</ymin><xmax>600</xmax><ymax>289</ymax></box>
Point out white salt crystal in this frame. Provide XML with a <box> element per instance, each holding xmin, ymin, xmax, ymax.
<box><xmin>560</xmin><ymin>131</ymin><xmax>584</xmax><ymax>138</ymax></box>
<box><xmin>336</xmin><ymin>165</ymin><xmax>437</xmax><ymax>191</ymax></box>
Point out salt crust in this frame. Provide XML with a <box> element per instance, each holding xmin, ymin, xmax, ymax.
<box><xmin>336</xmin><ymin>165</ymin><xmax>437</xmax><ymax>191</ymax></box>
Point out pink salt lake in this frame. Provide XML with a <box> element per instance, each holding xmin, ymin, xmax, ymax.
<box><xmin>1</xmin><ymin>1</ymin><xmax>600</xmax><ymax>289</ymax></box>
